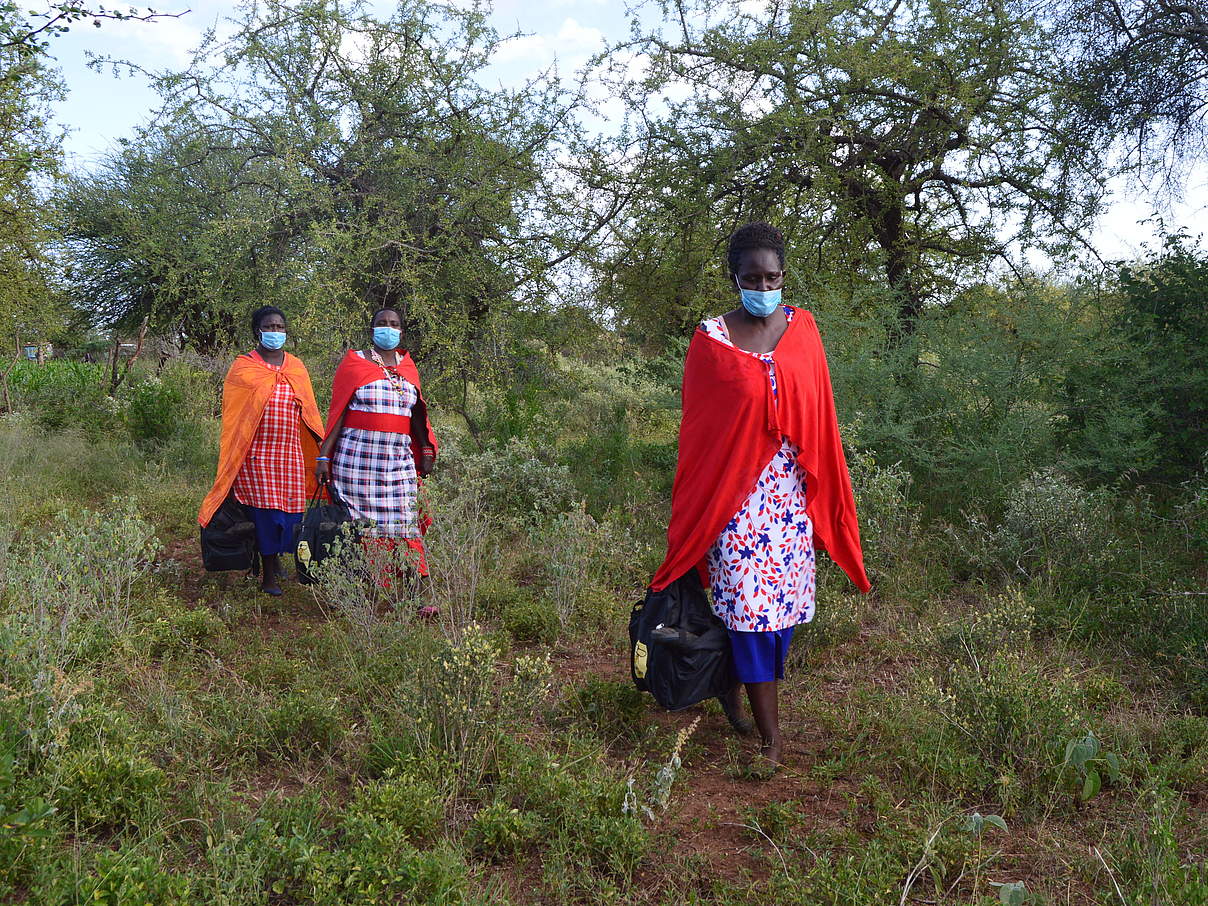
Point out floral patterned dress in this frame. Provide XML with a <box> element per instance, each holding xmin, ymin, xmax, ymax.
<box><xmin>701</xmin><ymin>308</ymin><xmax>817</xmax><ymax>633</ymax></box>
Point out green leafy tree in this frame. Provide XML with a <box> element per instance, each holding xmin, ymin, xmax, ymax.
<box><xmin>601</xmin><ymin>0</ymin><xmax>1110</xmax><ymax>343</ymax></box>
<box><xmin>1062</xmin><ymin>236</ymin><xmax>1208</xmax><ymax>484</ymax></box>
<box><xmin>1057</xmin><ymin>0</ymin><xmax>1208</xmax><ymax>182</ymax></box>
<box><xmin>61</xmin><ymin>0</ymin><xmax>618</xmax><ymax>403</ymax></box>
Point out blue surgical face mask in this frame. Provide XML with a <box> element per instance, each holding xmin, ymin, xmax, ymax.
<box><xmin>373</xmin><ymin>326</ymin><xmax>401</xmax><ymax>350</ymax></box>
<box><xmin>259</xmin><ymin>330</ymin><xmax>287</xmax><ymax>350</ymax></box>
<box><xmin>735</xmin><ymin>277</ymin><xmax>781</xmax><ymax>318</ymax></box>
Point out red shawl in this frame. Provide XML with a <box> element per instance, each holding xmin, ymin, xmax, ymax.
<box><xmin>651</xmin><ymin>310</ymin><xmax>870</xmax><ymax>594</ymax></box>
<box><xmin>325</xmin><ymin>349</ymin><xmax>438</xmax><ymax>454</ymax></box>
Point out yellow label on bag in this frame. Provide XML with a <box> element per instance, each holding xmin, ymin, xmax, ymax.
<box><xmin>634</xmin><ymin>641</ymin><xmax>648</xmax><ymax>679</ymax></box>
<box><xmin>296</xmin><ymin>541</ymin><xmax>311</xmax><ymax>564</ymax></box>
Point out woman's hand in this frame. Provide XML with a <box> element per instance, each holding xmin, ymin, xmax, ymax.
<box><xmin>315</xmin><ymin>459</ymin><xmax>331</xmax><ymax>484</ymax></box>
<box><xmin>418</xmin><ymin>450</ymin><xmax>435</xmax><ymax>478</ymax></box>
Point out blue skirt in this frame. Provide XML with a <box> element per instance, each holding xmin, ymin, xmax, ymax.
<box><xmin>729</xmin><ymin>626</ymin><xmax>796</xmax><ymax>684</ymax></box>
<box><xmin>247</xmin><ymin>506</ymin><xmax>302</xmax><ymax>557</ymax></box>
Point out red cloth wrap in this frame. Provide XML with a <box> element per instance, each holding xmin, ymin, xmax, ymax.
<box><xmin>325</xmin><ymin>349</ymin><xmax>437</xmax><ymax>456</ymax></box>
<box><xmin>343</xmin><ymin>410</ymin><xmax>411</xmax><ymax>435</ymax></box>
<box><xmin>650</xmin><ymin>310</ymin><xmax>871</xmax><ymax>594</ymax></box>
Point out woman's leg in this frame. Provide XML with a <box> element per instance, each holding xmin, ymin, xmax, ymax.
<box><xmin>745</xmin><ymin>680</ymin><xmax>781</xmax><ymax>763</ymax></box>
<box><xmin>261</xmin><ymin>553</ymin><xmax>282</xmax><ymax>595</ymax></box>
<box><xmin>718</xmin><ymin>684</ymin><xmax>753</xmax><ymax>735</ymax></box>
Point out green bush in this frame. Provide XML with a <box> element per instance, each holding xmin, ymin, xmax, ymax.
<box><xmin>265</xmin><ymin>689</ymin><xmax>345</xmax><ymax>759</ymax></box>
<box><xmin>435</xmin><ymin>437</ymin><xmax>576</xmax><ymax>524</ymax></box>
<box><xmin>916</xmin><ymin>650</ymin><xmax>1094</xmax><ymax>812</ymax></box>
<box><xmin>465</xmin><ymin>799</ymin><xmax>539</xmax><ymax>860</ymax></box>
<box><xmin>346</xmin><ymin>769</ymin><xmax>444</xmax><ymax>846</ymax></box>
<box><xmin>1062</xmin><ymin>237</ymin><xmax>1208</xmax><ymax>485</ymax></box>
<box><xmin>127</xmin><ymin>376</ymin><xmax>184</xmax><ymax>443</ymax></box>
<box><xmin>933</xmin><ymin>588</ymin><xmax>1035</xmax><ymax>661</ymax></box>
<box><xmin>500</xmin><ymin>590</ymin><xmax>559</xmax><ymax>644</ymax></box>
<box><xmin>310</xmin><ymin>831</ymin><xmax>468</xmax><ymax>906</ymax></box>
<box><xmin>141</xmin><ymin>598</ymin><xmax>226</xmax><ymax>657</ymax></box>
<box><xmin>80</xmin><ymin>850</ymin><xmax>193</xmax><ymax>906</ymax></box>
<box><xmin>54</xmin><ymin>745</ymin><xmax>167</xmax><ymax>833</ymax></box>
<box><xmin>563</xmin><ymin>677</ymin><xmax>647</xmax><ymax>744</ymax></box>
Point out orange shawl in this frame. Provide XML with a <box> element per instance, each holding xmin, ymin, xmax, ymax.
<box><xmin>198</xmin><ymin>352</ymin><xmax>325</xmax><ymax>527</ymax></box>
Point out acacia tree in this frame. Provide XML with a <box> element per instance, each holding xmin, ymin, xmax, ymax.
<box><xmin>0</xmin><ymin>42</ymin><xmax>61</xmax><ymax>384</ymax></box>
<box><xmin>600</xmin><ymin>0</ymin><xmax>1110</xmax><ymax>342</ymax></box>
<box><xmin>61</xmin><ymin>0</ymin><xmax>623</xmax><ymax>403</ymax></box>
<box><xmin>1057</xmin><ymin>0</ymin><xmax>1208</xmax><ymax>184</ymax></box>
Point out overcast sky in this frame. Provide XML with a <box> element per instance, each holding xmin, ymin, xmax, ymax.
<box><xmin>48</xmin><ymin>0</ymin><xmax>1206</xmax><ymax>264</ymax></box>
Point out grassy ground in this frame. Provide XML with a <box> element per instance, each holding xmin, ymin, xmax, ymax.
<box><xmin>1</xmin><ymin>393</ymin><xmax>1206</xmax><ymax>904</ymax></box>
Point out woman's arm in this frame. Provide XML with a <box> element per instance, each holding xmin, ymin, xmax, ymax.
<box><xmin>315</xmin><ymin>409</ymin><xmax>346</xmax><ymax>484</ymax></box>
<box><xmin>411</xmin><ymin>396</ymin><xmax>435</xmax><ymax>478</ymax></box>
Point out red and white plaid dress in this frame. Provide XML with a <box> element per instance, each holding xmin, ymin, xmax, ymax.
<box><xmin>231</xmin><ymin>353</ymin><xmax>306</xmax><ymax>514</ymax></box>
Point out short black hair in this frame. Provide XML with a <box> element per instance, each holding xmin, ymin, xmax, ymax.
<box><xmin>370</xmin><ymin>306</ymin><xmax>402</xmax><ymax>325</ymax></box>
<box><xmin>251</xmin><ymin>305</ymin><xmax>286</xmax><ymax>334</ymax></box>
<box><xmin>727</xmin><ymin>222</ymin><xmax>786</xmax><ymax>274</ymax></box>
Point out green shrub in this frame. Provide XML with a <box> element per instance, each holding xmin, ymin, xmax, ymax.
<box><xmin>916</xmin><ymin>651</ymin><xmax>1093</xmax><ymax>812</ymax></box>
<box><xmin>500</xmin><ymin>590</ymin><xmax>559</xmax><ymax>644</ymax></box>
<box><xmin>310</xmin><ymin>831</ymin><xmax>468</xmax><ymax>906</ymax></box>
<box><xmin>127</xmin><ymin>376</ymin><xmax>184</xmax><ymax>443</ymax></box>
<box><xmin>265</xmin><ymin>689</ymin><xmax>345</xmax><ymax>759</ymax></box>
<box><xmin>373</xmin><ymin>626</ymin><xmax>552</xmax><ymax>793</ymax></box>
<box><xmin>465</xmin><ymin>799</ymin><xmax>539</xmax><ymax>860</ymax></box>
<box><xmin>563</xmin><ymin>677</ymin><xmax>646</xmax><ymax>744</ymax></box>
<box><xmin>435</xmin><ymin>437</ymin><xmax>576</xmax><ymax>524</ymax></box>
<box><xmin>346</xmin><ymin>769</ymin><xmax>444</xmax><ymax>846</ymax></box>
<box><xmin>1062</xmin><ymin>237</ymin><xmax>1208</xmax><ymax>485</ymax></box>
<box><xmin>80</xmin><ymin>850</ymin><xmax>193</xmax><ymax>906</ymax></box>
<box><xmin>54</xmin><ymin>745</ymin><xmax>167</xmax><ymax>833</ymax></box>
<box><xmin>933</xmin><ymin>587</ymin><xmax>1035</xmax><ymax>660</ymax></box>
<box><xmin>141</xmin><ymin>599</ymin><xmax>226</xmax><ymax>657</ymax></box>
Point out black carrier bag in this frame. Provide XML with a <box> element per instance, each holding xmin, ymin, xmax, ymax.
<box><xmin>199</xmin><ymin>496</ymin><xmax>258</xmax><ymax>573</ymax></box>
<box><xmin>629</xmin><ymin>570</ymin><xmax>736</xmax><ymax>711</ymax></box>
<box><xmin>294</xmin><ymin>484</ymin><xmax>357</xmax><ymax>585</ymax></box>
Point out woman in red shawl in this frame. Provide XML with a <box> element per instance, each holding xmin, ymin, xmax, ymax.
<box><xmin>651</xmin><ymin>223</ymin><xmax>870</xmax><ymax>772</ymax></box>
<box><xmin>315</xmin><ymin>307</ymin><xmax>437</xmax><ymax>588</ymax></box>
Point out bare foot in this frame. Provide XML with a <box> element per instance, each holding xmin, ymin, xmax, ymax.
<box><xmin>718</xmin><ymin>687</ymin><xmax>754</xmax><ymax>736</ymax></box>
<box><xmin>759</xmin><ymin>736</ymin><xmax>783</xmax><ymax>767</ymax></box>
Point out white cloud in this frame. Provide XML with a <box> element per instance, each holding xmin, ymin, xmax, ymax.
<box><xmin>491</xmin><ymin>17</ymin><xmax>606</xmax><ymax>70</ymax></box>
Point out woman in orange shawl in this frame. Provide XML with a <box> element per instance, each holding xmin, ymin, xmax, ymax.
<box><xmin>199</xmin><ymin>306</ymin><xmax>325</xmax><ymax>595</ymax></box>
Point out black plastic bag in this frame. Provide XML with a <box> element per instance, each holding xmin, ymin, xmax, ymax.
<box><xmin>199</xmin><ymin>495</ymin><xmax>258</xmax><ymax>573</ymax></box>
<box><xmin>294</xmin><ymin>484</ymin><xmax>357</xmax><ymax>585</ymax></box>
<box><xmin>629</xmin><ymin>570</ymin><xmax>736</xmax><ymax>711</ymax></box>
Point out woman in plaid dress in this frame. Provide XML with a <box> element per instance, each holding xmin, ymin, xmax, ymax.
<box><xmin>316</xmin><ymin>308</ymin><xmax>437</xmax><ymax>580</ymax></box>
<box><xmin>200</xmin><ymin>306</ymin><xmax>326</xmax><ymax>596</ymax></box>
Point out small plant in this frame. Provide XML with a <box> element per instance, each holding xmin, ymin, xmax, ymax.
<box><xmin>500</xmin><ymin>589</ymin><xmax>559</xmax><ymax>644</ymax></box>
<box><xmin>624</xmin><ymin>717</ymin><xmax>698</xmax><ymax>821</ymax></box>
<box><xmin>565</xmin><ymin>677</ymin><xmax>646</xmax><ymax>743</ymax></box>
<box><xmin>264</xmin><ymin>689</ymin><xmax>345</xmax><ymax>759</ymax></box>
<box><xmin>1062</xmin><ymin>731</ymin><xmax>1122</xmax><ymax>801</ymax></box>
<box><xmin>346</xmin><ymin>768</ymin><xmax>444</xmax><ymax>846</ymax></box>
<box><xmin>991</xmin><ymin>880</ymin><xmax>1032</xmax><ymax>905</ymax></box>
<box><xmin>54</xmin><ymin>745</ymin><xmax>166</xmax><ymax>833</ymax></box>
<box><xmin>81</xmin><ymin>850</ymin><xmax>192</xmax><ymax>906</ymax></box>
<box><xmin>127</xmin><ymin>376</ymin><xmax>183</xmax><ymax>443</ymax></box>
<box><xmin>466</xmin><ymin>799</ymin><xmax>539</xmax><ymax>860</ymax></box>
